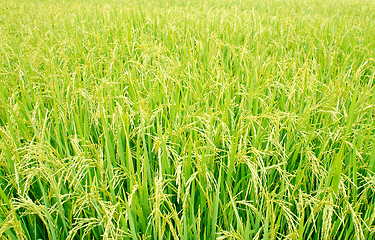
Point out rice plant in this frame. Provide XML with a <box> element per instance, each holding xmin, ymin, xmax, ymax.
<box><xmin>0</xmin><ymin>0</ymin><xmax>375</xmax><ymax>239</ymax></box>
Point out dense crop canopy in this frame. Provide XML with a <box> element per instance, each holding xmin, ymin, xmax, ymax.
<box><xmin>0</xmin><ymin>0</ymin><xmax>375</xmax><ymax>239</ymax></box>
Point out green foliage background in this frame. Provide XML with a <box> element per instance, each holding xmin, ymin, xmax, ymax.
<box><xmin>0</xmin><ymin>0</ymin><xmax>375</xmax><ymax>239</ymax></box>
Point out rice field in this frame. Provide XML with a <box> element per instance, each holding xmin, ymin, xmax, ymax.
<box><xmin>1</xmin><ymin>0</ymin><xmax>375</xmax><ymax>239</ymax></box>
